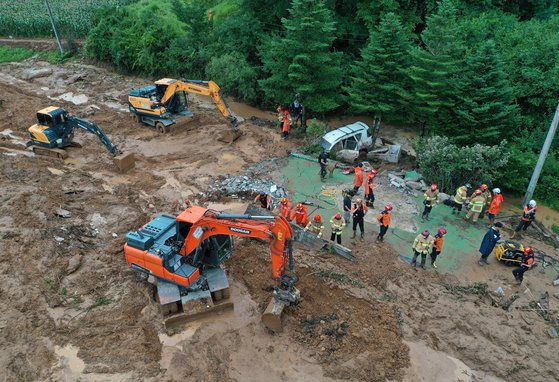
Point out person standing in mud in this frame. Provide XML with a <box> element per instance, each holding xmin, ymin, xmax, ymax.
<box><xmin>276</xmin><ymin>105</ymin><xmax>284</xmax><ymax>130</ymax></box>
<box><xmin>290</xmin><ymin>94</ymin><xmax>304</xmax><ymax>129</ymax></box>
<box><xmin>411</xmin><ymin>230</ymin><xmax>434</xmax><ymax>270</ymax></box>
<box><xmin>318</xmin><ymin>150</ymin><xmax>329</xmax><ymax>181</ymax></box>
<box><xmin>478</xmin><ymin>222</ymin><xmax>503</xmax><ymax>265</ymax></box>
<box><xmin>282</xmin><ymin>109</ymin><xmax>292</xmax><ymax>139</ymax></box>
<box><xmin>376</xmin><ymin>204</ymin><xmax>393</xmax><ymax>242</ymax></box>
<box><xmin>343</xmin><ymin>190</ymin><xmax>353</xmax><ymax>223</ymax></box>
<box><xmin>351</xmin><ymin>198</ymin><xmax>367</xmax><ymax>240</ymax></box>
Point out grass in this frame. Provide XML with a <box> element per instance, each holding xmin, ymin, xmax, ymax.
<box><xmin>552</xmin><ymin>224</ymin><xmax>559</xmax><ymax>236</ymax></box>
<box><xmin>0</xmin><ymin>45</ymin><xmax>35</xmax><ymax>63</ymax></box>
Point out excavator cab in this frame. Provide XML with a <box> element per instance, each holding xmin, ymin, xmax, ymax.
<box><xmin>28</xmin><ymin>107</ymin><xmax>74</xmax><ymax>154</ymax></box>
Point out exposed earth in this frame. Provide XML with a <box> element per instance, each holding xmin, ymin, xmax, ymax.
<box><xmin>1</xmin><ymin>57</ymin><xmax>558</xmax><ymax>382</ymax></box>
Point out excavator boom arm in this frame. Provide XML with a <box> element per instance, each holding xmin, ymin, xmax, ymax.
<box><xmin>69</xmin><ymin>117</ymin><xmax>121</xmax><ymax>156</ymax></box>
<box><xmin>161</xmin><ymin>80</ymin><xmax>239</xmax><ymax>130</ymax></box>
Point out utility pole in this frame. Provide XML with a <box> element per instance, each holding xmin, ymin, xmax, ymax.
<box><xmin>44</xmin><ymin>0</ymin><xmax>64</xmax><ymax>55</ymax></box>
<box><xmin>522</xmin><ymin>101</ymin><xmax>559</xmax><ymax>206</ymax></box>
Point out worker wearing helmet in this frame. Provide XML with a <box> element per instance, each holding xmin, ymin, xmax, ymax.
<box><xmin>430</xmin><ymin>228</ymin><xmax>447</xmax><ymax>269</ymax></box>
<box><xmin>291</xmin><ymin>203</ymin><xmax>309</xmax><ymax>227</ymax></box>
<box><xmin>279</xmin><ymin>197</ymin><xmax>292</xmax><ymax>220</ymax></box>
<box><xmin>351</xmin><ymin>198</ymin><xmax>368</xmax><ymax>240</ymax></box>
<box><xmin>411</xmin><ymin>230</ymin><xmax>434</xmax><ymax>269</ymax></box>
<box><xmin>464</xmin><ymin>189</ymin><xmax>485</xmax><ymax>223</ymax></box>
<box><xmin>304</xmin><ymin>214</ymin><xmax>324</xmax><ymax>239</ymax></box>
<box><xmin>478</xmin><ymin>184</ymin><xmax>492</xmax><ymax>220</ymax></box>
<box><xmin>330</xmin><ymin>212</ymin><xmax>346</xmax><ymax>244</ymax></box>
<box><xmin>254</xmin><ymin>192</ymin><xmax>271</xmax><ymax>210</ymax></box>
<box><xmin>487</xmin><ymin>188</ymin><xmax>504</xmax><ymax>226</ymax></box>
<box><xmin>353</xmin><ymin>163</ymin><xmax>364</xmax><ymax>194</ymax></box>
<box><xmin>421</xmin><ymin>183</ymin><xmax>440</xmax><ymax>222</ymax></box>
<box><xmin>376</xmin><ymin>204</ymin><xmax>393</xmax><ymax>242</ymax></box>
<box><xmin>276</xmin><ymin>105</ymin><xmax>284</xmax><ymax>130</ymax></box>
<box><xmin>451</xmin><ymin>183</ymin><xmax>471</xmax><ymax>215</ymax></box>
<box><xmin>512</xmin><ymin>247</ymin><xmax>535</xmax><ymax>284</ymax></box>
<box><xmin>511</xmin><ymin>200</ymin><xmax>537</xmax><ymax>239</ymax></box>
<box><xmin>478</xmin><ymin>222</ymin><xmax>503</xmax><ymax>265</ymax></box>
<box><xmin>365</xmin><ymin>169</ymin><xmax>377</xmax><ymax>208</ymax></box>
<box><xmin>282</xmin><ymin>109</ymin><xmax>292</xmax><ymax>139</ymax></box>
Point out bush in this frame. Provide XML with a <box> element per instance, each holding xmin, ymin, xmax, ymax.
<box><xmin>206</xmin><ymin>53</ymin><xmax>258</xmax><ymax>103</ymax></box>
<box><xmin>0</xmin><ymin>45</ymin><xmax>34</xmax><ymax>63</ymax></box>
<box><xmin>416</xmin><ymin>136</ymin><xmax>509</xmax><ymax>193</ymax></box>
<box><xmin>306</xmin><ymin>119</ymin><xmax>328</xmax><ymax>140</ymax></box>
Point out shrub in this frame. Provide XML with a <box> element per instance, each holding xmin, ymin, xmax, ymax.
<box><xmin>306</xmin><ymin>119</ymin><xmax>328</xmax><ymax>140</ymax></box>
<box><xmin>0</xmin><ymin>45</ymin><xmax>35</xmax><ymax>63</ymax></box>
<box><xmin>206</xmin><ymin>53</ymin><xmax>258</xmax><ymax>103</ymax></box>
<box><xmin>416</xmin><ymin>135</ymin><xmax>509</xmax><ymax>193</ymax></box>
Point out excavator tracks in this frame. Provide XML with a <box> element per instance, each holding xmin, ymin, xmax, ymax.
<box><xmin>32</xmin><ymin>146</ymin><xmax>68</xmax><ymax>159</ymax></box>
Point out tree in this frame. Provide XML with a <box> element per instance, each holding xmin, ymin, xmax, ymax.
<box><xmin>259</xmin><ymin>0</ymin><xmax>343</xmax><ymax>113</ymax></box>
<box><xmin>452</xmin><ymin>40</ymin><xmax>519</xmax><ymax>144</ymax></box>
<box><xmin>407</xmin><ymin>0</ymin><xmax>464</xmax><ymax>133</ymax></box>
<box><xmin>345</xmin><ymin>13</ymin><xmax>413</xmax><ymax>122</ymax></box>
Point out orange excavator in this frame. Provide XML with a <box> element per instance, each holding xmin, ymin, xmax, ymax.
<box><xmin>124</xmin><ymin>205</ymin><xmax>299</xmax><ymax>332</ymax></box>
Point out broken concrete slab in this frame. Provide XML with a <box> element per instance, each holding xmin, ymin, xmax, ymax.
<box><xmin>55</xmin><ymin>208</ymin><xmax>71</xmax><ymax>218</ymax></box>
<box><xmin>21</xmin><ymin>68</ymin><xmax>53</xmax><ymax>80</ymax></box>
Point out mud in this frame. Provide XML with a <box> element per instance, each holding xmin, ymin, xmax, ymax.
<box><xmin>1</xmin><ymin>56</ymin><xmax>558</xmax><ymax>382</ymax></box>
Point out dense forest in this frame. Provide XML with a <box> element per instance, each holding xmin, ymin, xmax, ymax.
<box><xmin>3</xmin><ymin>0</ymin><xmax>559</xmax><ymax>206</ymax></box>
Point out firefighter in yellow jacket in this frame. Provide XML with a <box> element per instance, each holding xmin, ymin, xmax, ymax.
<box><xmin>464</xmin><ymin>189</ymin><xmax>485</xmax><ymax>223</ymax></box>
<box><xmin>451</xmin><ymin>183</ymin><xmax>471</xmax><ymax>215</ymax></box>
<box><xmin>421</xmin><ymin>184</ymin><xmax>439</xmax><ymax>222</ymax></box>
<box><xmin>304</xmin><ymin>214</ymin><xmax>324</xmax><ymax>239</ymax></box>
<box><xmin>411</xmin><ymin>230</ymin><xmax>435</xmax><ymax>269</ymax></box>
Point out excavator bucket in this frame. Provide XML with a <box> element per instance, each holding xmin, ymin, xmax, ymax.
<box><xmin>262</xmin><ymin>298</ymin><xmax>286</xmax><ymax>333</ymax></box>
<box><xmin>218</xmin><ymin>129</ymin><xmax>242</xmax><ymax>144</ymax></box>
<box><xmin>113</xmin><ymin>152</ymin><xmax>135</xmax><ymax>173</ymax></box>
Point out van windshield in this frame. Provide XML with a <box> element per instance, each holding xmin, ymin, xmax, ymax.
<box><xmin>321</xmin><ymin>138</ymin><xmax>333</xmax><ymax>151</ymax></box>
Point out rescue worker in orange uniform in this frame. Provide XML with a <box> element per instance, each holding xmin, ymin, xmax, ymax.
<box><xmin>254</xmin><ymin>192</ymin><xmax>271</xmax><ymax>210</ymax></box>
<box><xmin>365</xmin><ymin>169</ymin><xmax>377</xmax><ymax>208</ymax></box>
<box><xmin>304</xmin><ymin>214</ymin><xmax>324</xmax><ymax>239</ymax></box>
<box><xmin>279</xmin><ymin>197</ymin><xmax>292</xmax><ymax>220</ymax></box>
<box><xmin>487</xmin><ymin>188</ymin><xmax>504</xmax><ymax>226</ymax></box>
<box><xmin>353</xmin><ymin>162</ymin><xmax>364</xmax><ymax>194</ymax></box>
<box><xmin>512</xmin><ymin>200</ymin><xmax>537</xmax><ymax>239</ymax></box>
<box><xmin>512</xmin><ymin>247</ymin><xmax>535</xmax><ymax>284</ymax></box>
<box><xmin>376</xmin><ymin>204</ymin><xmax>393</xmax><ymax>242</ymax></box>
<box><xmin>282</xmin><ymin>109</ymin><xmax>292</xmax><ymax>139</ymax></box>
<box><xmin>291</xmin><ymin>203</ymin><xmax>309</xmax><ymax>227</ymax></box>
<box><xmin>430</xmin><ymin>228</ymin><xmax>447</xmax><ymax>269</ymax></box>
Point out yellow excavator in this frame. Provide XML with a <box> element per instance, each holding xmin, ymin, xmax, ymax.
<box><xmin>27</xmin><ymin>107</ymin><xmax>135</xmax><ymax>172</ymax></box>
<box><xmin>128</xmin><ymin>78</ymin><xmax>242</xmax><ymax>143</ymax></box>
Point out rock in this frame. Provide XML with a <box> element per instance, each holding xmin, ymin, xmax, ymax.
<box><xmin>21</xmin><ymin>68</ymin><xmax>52</xmax><ymax>80</ymax></box>
<box><xmin>66</xmin><ymin>255</ymin><xmax>83</xmax><ymax>275</ymax></box>
<box><xmin>404</xmin><ymin>181</ymin><xmax>423</xmax><ymax>190</ymax></box>
<box><xmin>549</xmin><ymin>327</ymin><xmax>558</xmax><ymax>338</ymax></box>
<box><xmin>438</xmin><ymin>192</ymin><xmax>451</xmax><ymax>202</ymax></box>
<box><xmin>55</xmin><ymin>208</ymin><xmax>71</xmax><ymax>218</ymax></box>
<box><xmin>54</xmin><ymin>236</ymin><xmax>65</xmax><ymax>242</ymax></box>
<box><xmin>494</xmin><ymin>287</ymin><xmax>505</xmax><ymax>297</ymax></box>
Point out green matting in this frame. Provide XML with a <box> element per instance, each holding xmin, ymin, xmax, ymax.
<box><xmin>281</xmin><ymin>157</ymin><xmax>557</xmax><ymax>280</ymax></box>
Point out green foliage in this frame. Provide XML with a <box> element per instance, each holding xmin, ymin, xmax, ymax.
<box><xmin>416</xmin><ymin>136</ymin><xmax>509</xmax><ymax>193</ymax></box>
<box><xmin>0</xmin><ymin>0</ymin><xmax>133</xmax><ymax>37</ymax></box>
<box><xmin>206</xmin><ymin>53</ymin><xmax>258</xmax><ymax>103</ymax></box>
<box><xmin>452</xmin><ymin>40</ymin><xmax>519</xmax><ymax>145</ymax></box>
<box><xmin>259</xmin><ymin>0</ymin><xmax>343</xmax><ymax>114</ymax></box>
<box><xmin>407</xmin><ymin>0</ymin><xmax>463</xmax><ymax>130</ymax></box>
<box><xmin>0</xmin><ymin>45</ymin><xmax>35</xmax><ymax>63</ymax></box>
<box><xmin>345</xmin><ymin>13</ymin><xmax>413</xmax><ymax>121</ymax></box>
<box><xmin>305</xmin><ymin>119</ymin><xmax>328</xmax><ymax>140</ymax></box>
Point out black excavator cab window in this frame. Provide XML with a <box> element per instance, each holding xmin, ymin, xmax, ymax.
<box><xmin>37</xmin><ymin>112</ymin><xmax>54</xmax><ymax>127</ymax></box>
<box><xmin>176</xmin><ymin>221</ymin><xmax>192</xmax><ymax>250</ymax></box>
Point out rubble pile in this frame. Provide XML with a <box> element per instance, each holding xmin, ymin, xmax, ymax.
<box><xmin>387</xmin><ymin>170</ymin><xmax>450</xmax><ymax>201</ymax></box>
<box><xmin>207</xmin><ymin>174</ymin><xmax>288</xmax><ymax>202</ymax></box>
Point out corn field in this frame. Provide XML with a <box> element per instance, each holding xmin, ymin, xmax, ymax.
<box><xmin>0</xmin><ymin>0</ymin><xmax>134</xmax><ymax>37</ymax></box>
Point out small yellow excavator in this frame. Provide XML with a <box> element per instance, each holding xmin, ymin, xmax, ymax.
<box><xmin>27</xmin><ymin>107</ymin><xmax>135</xmax><ymax>172</ymax></box>
<box><xmin>128</xmin><ymin>78</ymin><xmax>242</xmax><ymax>143</ymax></box>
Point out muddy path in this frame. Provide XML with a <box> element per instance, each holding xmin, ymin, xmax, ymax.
<box><xmin>1</xmin><ymin>57</ymin><xmax>558</xmax><ymax>382</ymax></box>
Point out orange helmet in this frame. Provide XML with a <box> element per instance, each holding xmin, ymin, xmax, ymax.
<box><xmin>474</xmin><ymin>189</ymin><xmax>482</xmax><ymax>195</ymax></box>
<box><xmin>356</xmin><ymin>198</ymin><xmax>362</xmax><ymax>204</ymax></box>
<box><xmin>481</xmin><ymin>184</ymin><xmax>488</xmax><ymax>191</ymax></box>
<box><xmin>296</xmin><ymin>203</ymin><xmax>303</xmax><ymax>209</ymax></box>
<box><xmin>385</xmin><ymin>204</ymin><xmax>393</xmax><ymax>211</ymax></box>
<box><xmin>277</xmin><ymin>106</ymin><xmax>282</xmax><ymax>112</ymax></box>
<box><xmin>284</xmin><ymin>109</ymin><xmax>289</xmax><ymax>115</ymax></box>
<box><xmin>371</xmin><ymin>169</ymin><xmax>378</xmax><ymax>174</ymax></box>
<box><xmin>314</xmin><ymin>214</ymin><xmax>322</xmax><ymax>222</ymax></box>
<box><xmin>431</xmin><ymin>184</ymin><xmax>438</xmax><ymax>191</ymax></box>
<box><xmin>280</xmin><ymin>197</ymin><xmax>287</xmax><ymax>204</ymax></box>
<box><xmin>335</xmin><ymin>213</ymin><xmax>342</xmax><ymax>219</ymax></box>
<box><xmin>524</xmin><ymin>247</ymin><xmax>534</xmax><ymax>255</ymax></box>
<box><xmin>438</xmin><ymin>227</ymin><xmax>447</xmax><ymax>235</ymax></box>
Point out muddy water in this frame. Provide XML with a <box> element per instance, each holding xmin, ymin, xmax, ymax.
<box><xmin>502</xmin><ymin>196</ymin><xmax>559</xmax><ymax>230</ymax></box>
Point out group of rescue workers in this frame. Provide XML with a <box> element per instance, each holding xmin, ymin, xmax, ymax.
<box><xmin>276</xmin><ymin>95</ymin><xmax>306</xmax><ymax>139</ymax></box>
<box><xmin>254</xmin><ymin>150</ymin><xmax>539</xmax><ymax>284</ymax></box>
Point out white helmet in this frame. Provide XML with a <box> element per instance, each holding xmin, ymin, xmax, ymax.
<box><xmin>529</xmin><ymin>200</ymin><xmax>536</xmax><ymax>207</ymax></box>
<box><xmin>492</xmin><ymin>188</ymin><xmax>501</xmax><ymax>194</ymax></box>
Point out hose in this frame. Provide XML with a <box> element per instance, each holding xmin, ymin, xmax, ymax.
<box><xmin>318</xmin><ymin>186</ymin><xmax>338</xmax><ymax>207</ymax></box>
